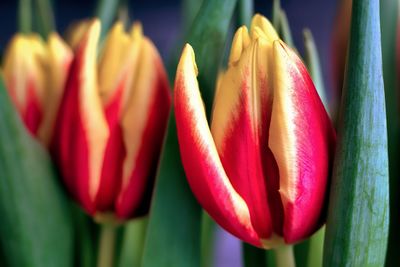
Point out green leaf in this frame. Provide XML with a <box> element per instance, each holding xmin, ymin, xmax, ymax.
<box><xmin>185</xmin><ymin>0</ymin><xmax>238</xmax><ymax>114</ymax></box>
<box><xmin>272</xmin><ymin>0</ymin><xmax>280</xmax><ymax>30</ymax></box>
<box><xmin>323</xmin><ymin>0</ymin><xmax>389</xmax><ymax>266</ymax></box>
<box><xmin>118</xmin><ymin>217</ymin><xmax>148</xmax><ymax>267</ymax></box>
<box><xmin>95</xmin><ymin>0</ymin><xmax>120</xmax><ymax>40</ymax></box>
<box><xmin>0</xmin><ymin>78</ymin><xmax>74</xmax><ymax>266</ymax></box>
<box><xmin>141</xmin><ymin>1</ymin><xmax>237</xmax><ymax>266</ymax></box>
<box><xmin>18</xmin><ymin>0</ymin><xmax>32</xmax><ymax>33</ymax></box>
<box><xmin>141</xmin><ymin>112</ymin><xmax>202</xmax><ymax>267</ymax></box>
<box><xmin>380</xmin><ymin>0</ymin><xmax>400</xmax><ymax>265</ymax></box>
<box><xmin>242</xmin><ymin>243</ymin><xmax>267</xmax><ymax>267</ymax></box>
<box><xmin>73</xmin><ymin>206</ymin><xmax>97</xmax><ymax>267</ymax></box>
<box><xmin>294</xmin><ymin>238</ymin><xmax>310</xmax><ymax>267</ymax></box>
<box><xmin>279</xmin><ymin>10</ymin><xmax>294</xmax><ymax>47</ymax></box>
<box><xmin>182</xmin><ymin>0</ymin><xmax>203</xmax><ymax>33</ymax></box>
<box><xmin>236</xmin><ymin>0</ymin><xmax>253</xmax><ymax>27</ymax></box>
<box><xmin>200</xmin><ymin>212</ymin><xmax>216</xmax><ymax>267</ymax></box>
<box><xmin>32</xmin><ymin>0</ymin><xmax>55</xmax><ymax>38</ymax></box>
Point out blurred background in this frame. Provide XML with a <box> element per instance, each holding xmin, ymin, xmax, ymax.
<box><xmin>0</xmin><ymin>1</ymin><xmax>339</xmax><ymax>266</ymax></box>
<box><xmin>0</xmin><ymin>0</ymin><xmax>338</xmax><ymax>92</ymax></box>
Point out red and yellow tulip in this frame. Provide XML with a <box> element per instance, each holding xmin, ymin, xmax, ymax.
<box><xmin>174</xmin><ymin>15</ymin><xmax>335</xmax><ymax>248</ymax></box>
<box><xmin>52</xmin><ymin>20</ymin><xmax>171</xmax><ymax>220</ymax></box>
<box><xmin>2</xmin><ymin>33</ymin><xmax>72</xmax><ymax>145</ymax></box>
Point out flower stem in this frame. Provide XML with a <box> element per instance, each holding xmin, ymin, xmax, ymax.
<box><xmin>274</xmin><ymin>245</ymin><xmax>296</xmax><ymax>267</ymax></box>
<box><xmin>97</xmin><ymin>224</ymin><xmax>117</xmax><ymax>267</ymax></box>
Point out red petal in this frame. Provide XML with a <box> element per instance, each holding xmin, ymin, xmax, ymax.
<box><xmin>175</xmin><ymin>44</ymin><xmax>261</xmax><ymax>247</ymax></box>
<box><xmin>115</xmin><ymin>37</ymin><xmax>171</xmax><ymax>218</ymax></box>
<box><xmin>269</xmin><ymin>41</ymin><xmax>335</xmax><ymax>243</ymax></box>
<box><xmin>53</xmin><ymin>20</ymin><xmax>109</xmax><ymax>215</ymax></box>
<box><xmin>2</xmin><ymin>35</ymin><xmax>47</xmax><ymax>136</ymax></box>
<box><xmin>211</xmin><ymin>25</ymin><xmax>275</xmax><ymax>240</ymax></box>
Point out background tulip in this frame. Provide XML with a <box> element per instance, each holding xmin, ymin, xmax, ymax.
<box><xmin>174</xmin><ymin>15</ymin><xmax>335</xmax><ymax>249</ymax></box>
<box><xmin>2</xmin><ymin>33</ymin><xmax>72</xmax><ymax>145</ymax></box>
<box><xmin>52</xmin><ymin>20</ymin><xmax>171</xmax><ymax>221</ymax></box>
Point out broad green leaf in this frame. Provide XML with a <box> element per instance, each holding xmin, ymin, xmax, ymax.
<box><xmin>236</xmin><ymin>0</ymin><xmax>253</xmax><ymax>27</ymax></box>
<box><xmin>141</xmin><ymin>1</ymin><xmax>237</xmax><ymax>266</ymax></box>
<box><xmin>118</xmin><ymin>217</ymin><xmax>148</xmax><ymax>267</ymax></box>
<box><xmin>0</xmin><ymin>77</ymin><xmax>74</xmax><ymax>266</ymax></box>
<box><xmin>380</xmin><ymin>0</ymin><xmax>400</xmax><ymax>265</ymax></box>
<box><xmin>140</xmin><ymin>111</ymin><xmax>202</xmax><ymax>267</ymax></box>
<box><xmin>323</xmin><ymin>0</ymin><xmax>389</xmax><ymax>266</ymax></box>
<box><xmin>182</xmin><ymin>0</ymin><xmax>203</xmax><ymax>33</ymax></box>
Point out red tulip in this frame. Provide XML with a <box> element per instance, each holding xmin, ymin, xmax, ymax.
<box><xmin>53</xmin><ymin>20</ymin><xmax>171</xmax><ymax>220</ymax></box>
<box><xmin>2</xmin><ymin>33</ymin><xmax>72</xmax><ymax>145</ymax></box>
<box><xmin>174</xmin><ymin>15</ymin><xmax>335</xmax><ymax>248</ymax></box>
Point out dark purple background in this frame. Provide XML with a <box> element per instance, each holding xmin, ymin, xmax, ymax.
<box><xmin>0</xmin><ymin>1</ymin><xmax>340</xmax><ymax>266</ymax></box>
<box><xmin>0</xmin><ymin>0</ymin><xmax>339</xmax><ymax>91</ymax></box>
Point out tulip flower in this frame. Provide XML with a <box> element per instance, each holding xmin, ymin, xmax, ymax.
<box><xmin>52</xmin><ymin>20</ymin><xmax>171</xmax><ymax>220</ymax></box>
<box><xmin>2</xmin><ymin>33</ymin><xmax>72</xmax><ymax>145</ymax></box>
<box><xmin>174</xmin><ymin>15</ymin><xmax>335</xmax><ymax>248</ymax></box>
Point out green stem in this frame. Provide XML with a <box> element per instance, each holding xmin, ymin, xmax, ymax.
<box><xmin>97</xmin><ymin>224</ymin><xmax>117</xmax><ymax>267</ymax></box>
<box><xmin>18</xmin><ymin>0</ymin><xmax>32</xmax><ymax>33</ymax></box>
<box><xmin>274</xmin><ymin>245</ymin><xmax>296</xmax><ymax>267</ymax></box>
<box><xmin>306</xmin><ymin>227</ymin><xmax>325</xmax><ymax>267</ymax></box>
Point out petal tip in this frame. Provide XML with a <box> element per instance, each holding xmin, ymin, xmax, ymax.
<box><xmin>250</xmin><ymin>14</ymin><xmax>279</xmax><ymax>42</ymax></box>
<box><xmin>229</xmin><ymin>26</ymin><xmax>250</xmax><ymax>65</ymax></box>
<box><xmin>179</xmin><ymin>44</ymin><xmax>198</xmax><ymax>77</ymax></box>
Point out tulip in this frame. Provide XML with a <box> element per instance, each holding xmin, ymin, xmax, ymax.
<box><xmin>2</xmin><ymin>33</ymin><xmax>72</xmax><ymax>145</ymax></box>
<box><xmin>174</xmin><ymin>15</ymin><xmax>335</xmax><ymax>248</ymax></box>
<box><xmin>52</xmin><ymin>20</ymin><xmax>171</xmax><ymax>220</ymax></box>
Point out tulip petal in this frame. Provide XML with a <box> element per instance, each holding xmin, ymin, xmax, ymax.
<box><xmin>269</xmin><ymin>40</ymin><xmax>335</xmax><ymax>243</ymax></box>
<box><xmin>115</xmin><ymin>37</ymin><xmax>171</xmax><ymax>218</ymax></box>
<box><xmin>211</xmin><ymin>17</ymin><xmax>285</xmax><ymax>240</ymax></box>
<box><xmin>175</xmin><ymin>44</ymin><xmax>261</xmax><ymax>246</ymax></box>
<box><xmin>53</xmin><ymin>20</ymin><xmax>109</xmax><ymax>214</ymax></box>
<box><xmin>211</xmin><ymin>26</ymin><xmax>275</xmax><ymax>239</ymax></box>
<box><xmin>95</xmin><ymin>24</ymin><xmax>143</xmax><ymax>211</ymax></box>
<box><xmin>98</xmin><ymin>22</ymin><xmax>131</xmax><ymax>106</ymax></box>
<box><xmin>37</xmin><ymin>33</ymin><xmax>73</xmax><ymax>145</ymax></box>
<box><xmin>2</xmin><ymin>35</ymin><xmax>47</xmax><ymax>135</ymax></box>
<box><xmin>65</xmin><ymin>20</ymin><xmax>91</xmax><ymax>51</ymax></box>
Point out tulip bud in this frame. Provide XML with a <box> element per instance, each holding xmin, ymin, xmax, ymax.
<box><xmin>53</xmin><ymin>20</ymin><xmax>171</xmax><ymax>220</ymax></box>
<box><xmin>2</xmin><ymin>33</ymin><xmax>72</xmax><ymax>144</ymax></box>
<box><xmin>174</xmin><ymin>14</ymin><xmax>335</xmax><ymax>248</ymax></box>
